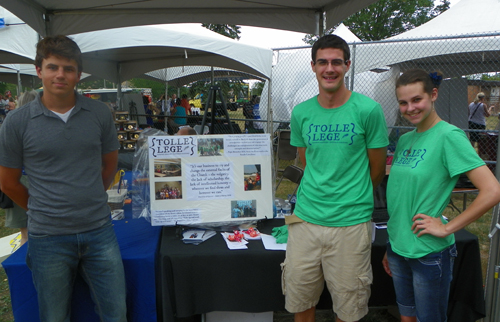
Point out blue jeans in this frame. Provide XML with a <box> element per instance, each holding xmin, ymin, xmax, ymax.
<box><xmin>27</xmin><ymin>221</ymin><xmax>126</xmax><ymax>322</ymax></box>
<box><xmin>386</xmin><ymin>242</ymin><xmax>457</xmax><ymax>322</ymax></box>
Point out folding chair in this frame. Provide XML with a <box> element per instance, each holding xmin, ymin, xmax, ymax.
<box><xmin>193</xmin><ymin>124</ymin><xmax>209</xmax><ymax>135</ymax></box>
<box><xmin>275</xmin><ymin>165</ymin><xmax>304</xmax><ymax>196</ymax></box>
<box><xmin>275</xmin><ymin>130</ymin><xmax>297</xmax><ymax>174</ymax></box>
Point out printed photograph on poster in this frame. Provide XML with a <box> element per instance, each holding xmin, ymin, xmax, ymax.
<box><xmin>198</xmin><ymin>138</ymin><xmax>224</xmax><ymax>156</ymax></box>
<box><xmin>154</xmin><ymin>159</ymin><xmax>182</xmax><ymax>177</ymax></box>
<box><xmin>154</xmin><ymin>181</ymin><xmax>183</xmax><ymax>200</ymax></box>
<box><xmin>244</xmin><ymin>164</ymin><xmax>261</xmax><ymax>191</ymax></box>
<box><xmin>231</xmin><ymin>200</ymin><xmax>257</xmax><ymax>218</ymax></box>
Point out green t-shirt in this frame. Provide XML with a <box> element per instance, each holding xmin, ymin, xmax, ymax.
<box><xmin>290</xmin><ymin>92</ymin><xmax>389</xmax><ymax>227</ymax></box>
<box><xmin>387</xmin><ymin>121</ymin><xmax>484</xmax><ymax>258</ymax></box>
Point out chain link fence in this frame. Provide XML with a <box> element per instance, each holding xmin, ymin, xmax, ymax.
<box><xmin>128</xmin><ymin>33</ymin><xmax>500</xmax><ymax>174</ymax></box>
<box><xmin>268</xmin><ymin>32</ymin><xmax>500</xmax><ymax>173</ymax></box>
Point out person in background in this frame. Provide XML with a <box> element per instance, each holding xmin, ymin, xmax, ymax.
<box><xmin>157</xmin><ymin>94</ymin><xmax>170</xmax><ymax>116</ymax></box>
<box><xmin>252</xmin><ymin>96</ymin><xmax>264</xmax><ymax>131</ymax></box>
<box><xmin>284</xmin><ymin>34</ymin><xmax>388</xmax><ymax>322</ymax></box>
<box><xmin>2</xmin><ymin>90</ymin><xmax>38</xmax><ymax>246</ymax></box>
<box><xmin>0</xmin><ymin>94</ymin><xmax>5</xmax><ymax>123</ymax></box>
<box><xmin>143</xmin><ymin>94</ymin><xmax>154</xmax><ymax>127</ymax></box>
<box><xmin>180</xmin><ymin>94</ymin><xmax>192</xmax><ymax>116</ymax></box>
<box><xmin>6</xmin><ymin>97</ymin><xmax>16</xmax><ymax>113</ymax></box>
<box><xmin>167</xmin><ymin>97</ymin><xmax>187</xmax><ymax>133</ymax></box>
<box><xmin>170</xmin><ymin>93</ymin><xmax>177</xmax><ymax>108</ymax></box>
<box><xmin>3</xmin><ymin>91</ymin><xmax>11</xmax><ymax>107</ymax></box>
<box><xmin>176</xmin><ymin>126</ymin><xmax>197</xmax><ymax>136</ymax></box>
<box><xmin>468</xmin><ymin>92</ymin><xmax>494</xmax><ymax>147</ymax></box>
<box><xmin>0</xmin><ymin>35</ymin><xmax>126</xmax><ymax>321</ymax></box>
<box><xmin>383</xmin><ymin>69</ymin><xmax>500</xmax><ymax>322</ymax></box>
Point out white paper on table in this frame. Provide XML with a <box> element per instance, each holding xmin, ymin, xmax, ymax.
<box><xmin>261</xmin><ymin>233</ymin><xmax>287</xmax><ymax>251</ymax></box>
<box><xmin>221</xmin><ymin>232</ymin><xmax>248</xmax><ymax>250</ymax></box>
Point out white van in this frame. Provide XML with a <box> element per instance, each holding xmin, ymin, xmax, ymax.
<box><xmin>81</xmin><ymin>88</ymin><xmax>150</xmax><ymax>126</ymax></box>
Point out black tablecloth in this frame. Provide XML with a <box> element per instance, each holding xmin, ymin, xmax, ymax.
<box><xmin>159</xmin><ymin>219</ymin><xmax>485</xmax><ymax>322</ymax></box>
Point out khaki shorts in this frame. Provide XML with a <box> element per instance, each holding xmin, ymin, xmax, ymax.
<box><xmin>281</xmin><ymin>220</ymin><xmax>373</xmax><ymax>322</ymax></box>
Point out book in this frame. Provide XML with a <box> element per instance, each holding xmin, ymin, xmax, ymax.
<box><xmin>182</xmin><ymin>229</ymin><xmax>216</xmax><ymax>245</ymax></box>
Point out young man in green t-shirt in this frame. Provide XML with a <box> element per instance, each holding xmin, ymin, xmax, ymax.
<box><xmin>283</xmin><ymin>35</ymin><xmax>388</xmax><ymax>322</ymax></box>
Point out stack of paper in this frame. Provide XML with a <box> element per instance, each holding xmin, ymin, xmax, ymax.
<box><xmin>261</xmin><ymin>234</ymin><xmax>287</xmax><ymax>251</ymax></box>
<box><xmin>221</xmin><ymin>232</ymin><xmax>249</xmax><ymax>250</ymax></box>
<box><xmin>182</xmin><ymin>229</ymin><xmax>216</xmax><ymax>245</ymax></box>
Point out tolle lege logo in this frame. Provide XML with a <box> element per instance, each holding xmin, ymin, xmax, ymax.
<box><xmin>393</xmin><ymin>149</ymin><xmax>426</xmax><ymax>168</ymax></box>
<box><xmin>306</xmin><ymin>123</ymin><xmax>357</xmax><ymax>145</ymax></box>
<box><xmin>149</xmin><ymin>136</ymin><xmax>196</xmax><ymax>157</ymax></box>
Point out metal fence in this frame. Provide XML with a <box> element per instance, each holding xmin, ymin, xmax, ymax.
<box><xmin>269</xmin><ymin>32</ymin><xmax>500</xmax><ymax>172</ymax></box>
<box><xmin>128</xmin><ymin>32</ymin><xmax>500</xmax><ymax>173</ymax></box>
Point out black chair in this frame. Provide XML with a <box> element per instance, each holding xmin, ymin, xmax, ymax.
<box><xmin>275</xmin><ymin>130</ymin><xmax>297</xmax><ymax>173</ymax></box>
<box><xmin>275</xmin><ymin>165</ymin><xmax>303</xmax><ymax>196</ymax></box>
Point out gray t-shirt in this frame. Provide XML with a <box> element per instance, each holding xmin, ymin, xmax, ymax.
<box><xmin>468</xmin><ymin>102</ymin><xmax>487</xmax><ymax>125</ymax></box>
<box><xmin>0</xmin><ymin>92</ymin><xmax>120</xmax><ymax>235</ymax></box>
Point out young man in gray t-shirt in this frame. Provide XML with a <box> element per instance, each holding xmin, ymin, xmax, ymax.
<box><xmin>0</xmin><ymin>35</ymin><xmax>126</xmax><ymax>321</ymax></box>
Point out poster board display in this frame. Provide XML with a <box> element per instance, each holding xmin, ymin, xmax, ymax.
<box><xmin>148</xmin><ymin>134</ymin><xmax>273</xmax><ymax>226</ymax></box>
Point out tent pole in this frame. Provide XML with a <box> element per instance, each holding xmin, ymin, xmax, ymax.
<box><xmin>266</xmin><ymin>75</ymin><xmax>272</xmax><ymax>135</ymax></box>
<box><xmin>17</xmin><ymin>70</ymin><xmax>22</xmax><ymax>96</ymax></box>
<box><xmin>349</xmin><ymin>43</ymin><xmax>357</xmax><ymax>91</ymax></box>
<box><xmin>117</xmin><ymin>63</ymin><xmax>122</xmax><ymax>111</ymax></box>
<box><xmin>315</xmin><ymin>11</ymin><xmax>324</xmax><ymax>36</ymax></box>
<box><xmin>484</xmin><ymin>140</ymin><xmax>500</xmax><ymax>322</ymax></box>
<box><xmin>165</xmin><ymin>79</ymin><xmax>169</xmax><ymax>133</ymax></box>
<box><xmin>165</xmin><ymin>80</ymin><xmax>169</xmax><ymax>107</ymax></box>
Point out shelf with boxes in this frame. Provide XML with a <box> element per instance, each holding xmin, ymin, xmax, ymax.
<box><xmin>114</xmin><ymin>111</ymin><xmax>142</xmax><ymax>151</ymax></box>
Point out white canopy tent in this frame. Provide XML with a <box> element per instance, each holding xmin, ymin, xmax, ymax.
<box><xmin>72</xmin><ymin>24</ymin><xmax>273</xmax><ymax>84</ymax></box>
<box><xmin>0</xmin><ymin>64</ymin><xmax>39</xmax><ymax>90</ymax></box>
<box><xmin>0</xmin><ymin>63</ymin><xmax>95</xmax><ymax>90</ymax></box>
<box><xmin>0</xmin><ymin>8</ymin><xmax>37</xmax><ymax>64</ymax></box>
<box><xmin>265</xmin><ymin>0</ymin><xmax>500</xmax><ymax>132</ymax></box>
<box><xmin>70</xmin><ymin>24</ymin><xmax>273</xmax><ymax>130</ymax></box>
<box><xmin>354</xmin><ymin>0</ymin><xmax>500</xmax><ymax>77</ymax></box>
<box><xmin>144</xmin><ymin>66</ymin><xmax>265</xmax><ymax>88</ymax></box>
<box><xmin>0</xmin><ymin>0</ymin><xmax>379</xmax><ymax>37</ymax></box>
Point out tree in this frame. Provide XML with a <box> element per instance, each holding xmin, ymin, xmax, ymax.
<box><xmin>129</xmin><ymin>78</ymin><xmax>188</xmax><ymax>100</ymax></box>
<box><xmin>78</xmin><ymin>78</ymin><xmax>114</xmax><ymax>90</ymax></box>
<box><xmin>0</xmin><ymin>82</ymin><xmax>19</xmax><ymax>97</ymax></box>
<box><xmin>202</xmin><ymin>24</ymin><xmax>241</xmax><ymax>40</ymax></box>
<box><xmin>251</xmin><ymin>82</ymin><xmax>265</xmax><ymax>96</ymax></box>
<box><xmin>303</xmin><ymin>0</ymin><xmax>450</xmax><ymax>43</ymax></box>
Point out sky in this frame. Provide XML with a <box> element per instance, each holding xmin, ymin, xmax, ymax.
<box><xmin>237</xmin><ymin>0</ymin><xmax>461</xmax><ymax>50</ymax></box>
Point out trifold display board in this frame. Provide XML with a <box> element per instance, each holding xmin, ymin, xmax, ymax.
<box><xmin>148</xmin><ymin>134</ymin><xmax>273</xmax><ymax>226</ymax></box>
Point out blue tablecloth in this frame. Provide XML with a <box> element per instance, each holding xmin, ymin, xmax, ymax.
<box><xmin>3</xmin><ymin>216</ymin><xmax>162</xmax><ymax>322</ymax></box>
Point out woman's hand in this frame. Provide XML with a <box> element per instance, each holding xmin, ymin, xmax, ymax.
<box><xmin>411</xmin><ymin>213</ymin><xmax>449</xmax><ymax>238</ymax></box>
<box><xmin>382</xmin><ymin>252</ymin><xmax>392</xmax><ymax>276</ymax></box>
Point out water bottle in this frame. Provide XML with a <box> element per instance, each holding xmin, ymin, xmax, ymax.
<box><xmin>289</xmin><ymin>194</ymin><xmax>297</xmax><ymax>213</ymax></box>
<box><xmin>274</xmin><ymin>199</ymin><xmax>282</xmax><ymax>218</ymax></box>
<box><xmin>282</xmin><ymin>199</ymin><xmax>291</xmax><ymax>216</ymax></box>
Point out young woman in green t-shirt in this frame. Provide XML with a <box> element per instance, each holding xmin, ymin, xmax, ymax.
<box><xmin>383</xmin><ymin>69</ymin><xmax>500</xmax><ymax>322</ymax></box>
